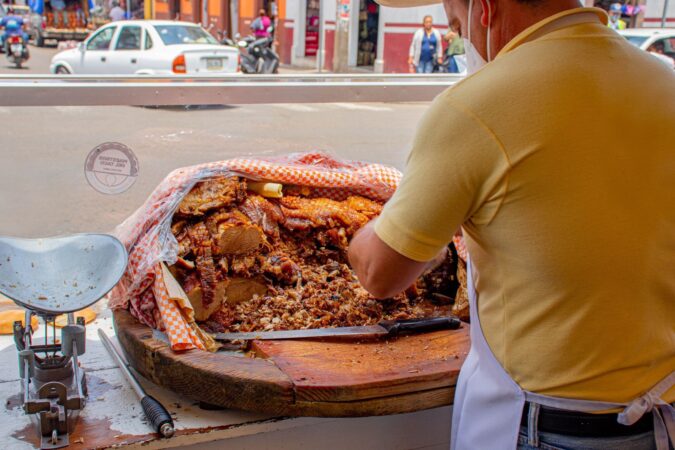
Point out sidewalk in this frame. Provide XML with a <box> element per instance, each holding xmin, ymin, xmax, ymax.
<box><xmin>279</xmin><ymin>65</ymin><xmax>320</xmax><ymax>74</ymax></box>
<box><xmin>278</xmin><ymin>65</ymin><xmax>376</xmax><ymax>74</ymax></box>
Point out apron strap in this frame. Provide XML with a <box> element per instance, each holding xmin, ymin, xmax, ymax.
<box><xmin>524</xmin><ymin>371</ymin><xmax>675</xmax><ymax>450</ymax></box>
<box><xmin>618</xmin><ymin>371</ymin><xmax>675</xmax><ymax>425</ymax></box>
<box><xmin>652</xmin><ymin>404</ymin><xmax>675</xmax><ymax>450</ymax></box>
<box><xmin>524</xmin><ymin>391</ymin><xmax>624</xmax><ymax>412</ymax></box>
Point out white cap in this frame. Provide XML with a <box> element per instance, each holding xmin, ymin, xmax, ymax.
<box><xmin>374</xmin><ymin>0</ymin><xmax>441</xmax><ymax>8</ymax></box>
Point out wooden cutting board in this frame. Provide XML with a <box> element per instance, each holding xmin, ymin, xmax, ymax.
<box><xmin>113</xmin><ymin>309</ymin><xmax>470</xmax><ymax>417</ymax></box>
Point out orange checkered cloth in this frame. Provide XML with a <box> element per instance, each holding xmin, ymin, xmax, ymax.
<box><xmin>109</xmin><ymin>152</ymin><xmax>402</xmax><ymax>351</ymax></box>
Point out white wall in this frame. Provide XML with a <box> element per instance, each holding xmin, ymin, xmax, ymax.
<box><xmin>644</xmin><ymin>0</ymin><xmax>675</xmax><ymax>25</ymax></box>
<box><xmin>379</xmin><ymin>4</ymin><xmax>448</xmax><ymax>26</ymax></box>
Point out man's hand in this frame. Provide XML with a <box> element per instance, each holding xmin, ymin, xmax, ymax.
<box><xmin>438</xmin><ymin>57</ymin><xmax>444</xmax><ymax>65</ymax></box>
<box><xmin>348</xmin><ymin>221</ymin><xmax>438</xmax><ymax>299</ymax></box>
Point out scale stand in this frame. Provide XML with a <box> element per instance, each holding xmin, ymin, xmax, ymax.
<box><xmin>0</xmin><ymin>234</ymin><xmax>127</xmax><ymax>449</ymax></box>
<box><xmin>14</xmin><ymin>312</ymin><xmax>88</xmax><ymax>449</ymax></box>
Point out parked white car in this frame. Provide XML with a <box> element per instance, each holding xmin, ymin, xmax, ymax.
<box><xmin>618</xmin><ymin>28</ymin><xmax>675</xmax><ymax>69</ymax></box>
<box><xmin>50</xmin><ymin>20</ymin><xmax>239</xmax><ymax>75</ymax></box>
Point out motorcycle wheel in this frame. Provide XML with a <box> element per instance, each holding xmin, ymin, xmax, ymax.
<box><xmin>255</xmin><ymin>58</ymin><xmax>264</xmax><ymax>74</ymax></box>
<box><xmin>35</xmin><ymin>32</ymin><xmax>45</xmax><ymax>48</ymax></box>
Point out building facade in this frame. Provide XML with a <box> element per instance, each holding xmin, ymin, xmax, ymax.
<box><xmin>280</xmin><ymin>0</ymin><xmax>448</xmax><ymax>72</ymax></box>
<box><xmin>148</xmin><ymin>0</ymin><xmax>675</xmax><ymax>72</ymax></box>
<box><xmin>152</xmin><ymin>0</ymin><xmax>285</xmax><ymax>40</ymax></box>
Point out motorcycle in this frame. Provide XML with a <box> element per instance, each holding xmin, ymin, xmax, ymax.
<box><xmin>227</xmin><ymin>27</ymin><xmax>279</xmax><ymax>74</ymax></box>
<box><xmin>5</xmin><ymin>35</ymin><xmax>29</xmax><ymax>69</ymax></box>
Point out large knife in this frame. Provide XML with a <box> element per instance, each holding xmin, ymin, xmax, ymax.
<box><xmin>212</xmin><ymin>316</ymin><xmax>462</xmax><ymax>342</ymax></box>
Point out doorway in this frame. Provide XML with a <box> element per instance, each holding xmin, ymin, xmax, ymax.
<box><xmin>357</xmin><ymin>0</ymin><xmax>378</xmax><ymax>66</ymax></box>
<box><xmin>305</xmin><ymin>0</ymin><xmax>319</xmax><ymax>56</ymax></box>
<box><xmin>169</xmin><ymin>0</ymin><xmax>180</xmax><ymax>19</ymax></box>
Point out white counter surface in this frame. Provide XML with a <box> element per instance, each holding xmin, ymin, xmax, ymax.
<box><xmin>0</xmin><ymin>307</ymin><xmax>452</xmax><ymax>450</ymax></box>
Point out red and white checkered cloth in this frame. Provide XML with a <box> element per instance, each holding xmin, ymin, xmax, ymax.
<box><xmin>109</xmin><ymin>152</ymin><xmax>403</xmax><ymax>350</ymax></box>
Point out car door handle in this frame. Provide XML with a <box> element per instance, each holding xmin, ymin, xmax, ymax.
<box><xmin>100</xmin><ymin>56</ymin><xmax>106</xmax><ymax>62</ymax></box>
<box><xmin>131</xmin><ymin>58</ymin><xmax>137</xmax><ymax>64</ymax></box>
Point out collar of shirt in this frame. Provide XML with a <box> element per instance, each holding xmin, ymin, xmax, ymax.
<box><xmin>497</xmin><ymin>7</ymin><xmax>609</xmax><ymax>59</ymax></box>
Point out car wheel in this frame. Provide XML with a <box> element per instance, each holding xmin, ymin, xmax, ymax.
<box><xmin>55</xmin><ymin>66</ymin><xmax>70</xmax><ymax>75</ymax></box>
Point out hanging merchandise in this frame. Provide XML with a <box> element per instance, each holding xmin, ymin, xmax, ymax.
<box><xmin>357</xmin><ymin>0</ymin><xmax>378</xmax><ymax>66</ymax></box>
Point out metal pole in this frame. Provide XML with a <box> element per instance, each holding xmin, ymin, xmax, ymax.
<box><xmin>317</xmin><ymin>0</ymin><xmax>324</xmax><ymax>72</ymax></box>
<box><xmin>662</xmin><ymin>0</ymin><xmax>670</xmax><ymax>27</ymax></box>
<box><xmin>126</xmin><ymin>0</ymin><xmax>131</xmax><ymax>19</ymax></box>
<box><xmin>98</xmin><ymin>329</ymin><xmax>146</xmax><ymax>400</ymax></box>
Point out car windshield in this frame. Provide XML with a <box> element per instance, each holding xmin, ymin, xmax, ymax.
<box><xmin>623</xmin><ymin>35</ymin><xmax>649</xmax><ymax>47</ymax></box>
<box><xmin>153</xmin><ymin>25</ymin><xmax>219</xmax><ymax>45</ymax></box>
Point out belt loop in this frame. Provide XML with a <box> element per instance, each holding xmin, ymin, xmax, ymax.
<box><xmin>527</xmin><ymin>402</ymin><xmax>541</xmax><ymax>447</ymax></box>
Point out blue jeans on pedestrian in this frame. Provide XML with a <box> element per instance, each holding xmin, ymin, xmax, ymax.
<box><xmin>416</xmin><ymin>59</ymin><xmax>434</xmax><ymax>73</ymax></box>
<box><xmin>448</xmin><ymin>55</ymin><xmax>460</xmax><ymax>73</ymax></box>
<box><xmin>517</xmin><ymin>426</ymin><xmax>657</xmax><ymax>450</ymax></box>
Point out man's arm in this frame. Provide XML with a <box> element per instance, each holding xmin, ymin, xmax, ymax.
<box><xmin>348</xmin><ymin>221</ymin><xmax>443</xmax><ymax>299</ymax></box>
<box><xmin>348</xmin><ymin>97</ymin><xmax>508</xmax><ymax>300</ymax></box>
<box><xmin>436</xmin><ymin>30</ymin><xmax>444</xmax><ymax>62</ymax></box>
<box><xmin>349</xmin><ymin>221</ymin><xmax>428</xmax><ymax>298</ymax></box>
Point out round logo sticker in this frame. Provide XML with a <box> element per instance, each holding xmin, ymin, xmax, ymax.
<box><xmin>84</xmin><ymin>142</ymin><xmax>139</xmax><ymax>195</ymax></box>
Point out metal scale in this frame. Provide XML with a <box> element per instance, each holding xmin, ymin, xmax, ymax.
<box><xmin>0</xmin><ymin>234</ymin><xmax>127</xmax><ymax>449</ymax></box>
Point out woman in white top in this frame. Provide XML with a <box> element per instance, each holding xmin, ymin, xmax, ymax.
<box><xmin>407</xmin><ymin>16</ymin><xmax>443</xmax><ymax>73</ymax></box>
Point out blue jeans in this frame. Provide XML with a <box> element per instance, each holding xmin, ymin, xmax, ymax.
<box><xmin>517</xmin><ymin>426</ymin><xmax>657</xmax><ymax>450</ymax></box>
<box><xmin>448</xmin><ymin>55</ymin><xmax>460</xmax><ymax>73</ymax></box>
<box><xmin>416</xmin><ymin>59</ymin><xmax>434</xmax><ymax>73</ymax></box>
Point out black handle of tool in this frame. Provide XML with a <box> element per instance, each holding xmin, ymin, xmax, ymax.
<box><xmin>141</xmin><ymin>395</ymin><xmax>175</xmax><ymax>438</ymax></box>
<box><xmin>379</xmin><ymin>316</ymin><xmax>462</xmax><ymax>337</ymax></box>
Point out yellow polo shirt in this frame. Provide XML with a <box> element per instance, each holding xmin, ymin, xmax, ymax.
<box><xmin>375</xmin><ymin>8</ymin><xmax>675</xmax><ymax>403</ymax></box>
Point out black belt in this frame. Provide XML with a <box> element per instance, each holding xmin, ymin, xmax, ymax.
<box><xmin>521</xmin><ymin>403</ymin><xmax>654</xmax><ymax>438</ymax></box>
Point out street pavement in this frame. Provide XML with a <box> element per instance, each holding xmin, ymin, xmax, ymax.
<box><xmin>0</xmin><ymin>101</ymin><xmax>430</xmax><ymax>237</ymax></box>
<box><xmin>0</xmin><ymin>44</ymin><xmax>57</xmax><ymax>74</ymax></box>
<box><xmin>0</xmin><ymin>45</ymin><xmax>436</xmax><ymax>237</ymax></box>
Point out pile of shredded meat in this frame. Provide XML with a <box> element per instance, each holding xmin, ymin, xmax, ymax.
<box><xmin>169</xmin><ymin>176</ymin><xmax>465</xmax><ymax>333</ymax></box>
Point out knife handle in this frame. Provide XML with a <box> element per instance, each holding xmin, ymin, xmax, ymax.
<box><xmin>380</xmin><ymin>316</ymin><xmax>461</xmax><ymax>337</ymax></box>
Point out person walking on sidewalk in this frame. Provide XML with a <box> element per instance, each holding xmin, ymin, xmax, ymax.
<box><xmin>443</xmin><ymin>29</ymin><xmax>465</xmax><ymax>73</ymax></box>
<box><xmin>408</xmin><ymin>15</ymin><xmax>443</xmax><ymax>73</ymax></box>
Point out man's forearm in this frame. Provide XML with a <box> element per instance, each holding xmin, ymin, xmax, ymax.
<box><xmin>348</xmin><ymin>221</ymin><xmax>433</xmax><ymax>299</ymax></box>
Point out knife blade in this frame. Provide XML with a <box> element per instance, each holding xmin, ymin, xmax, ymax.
<box><xmin>212</xmin><ymin>316</ymin><xmax>461</xmax><ymax>342</ymax></box>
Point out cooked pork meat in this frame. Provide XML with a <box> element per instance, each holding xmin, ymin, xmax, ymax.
<box><xmin>187</xmin><ymin>222</ymin><xmax>218</xmax><ymax>308</ymax></box>
<box><xmin>176</xmin><ymin>177</ymin><xmax>247</xmax><ymax>217</ymax></box>
<box><xmin>205</xmin><ymin>210</ymin><xmax>265</xmax><ymax>256</ymax></box>
<box><xmin>170</xmin><ymin>176</ymin><xmax>464</xmax><ymax>330</ymax></box>
<box><xmin>239</xmin><ymin>195</ymin><xmax>285</xmax><ymax>238</ymax></box>
<box><xmin>278</xmin><ymin>196</ymin><xmax>381</xmax><ymax>233</ymax></box>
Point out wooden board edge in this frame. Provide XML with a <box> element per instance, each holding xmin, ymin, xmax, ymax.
<box><xmin>112</xmin><ymin>309</ymin><xmax>462</xmax><ymax>417</ymax></box>
<box><xmin>293</xmin><ymin>369</ymin><xmax>460</xmax><ymax>403</ymax></box>
<box><xmin>289</xmin><ymin>386</ymin><xmax>456</xmax><ymax>417</ymax></box>
<box><xmin>112</xmin><ymin>308</ymin><xmax>295</xmax><ymax>416</ymax></box>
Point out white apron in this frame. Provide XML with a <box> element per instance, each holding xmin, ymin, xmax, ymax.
<box><xmin>451</xmin><ymin>258</ymin><xmax>675</xmax><ymax>450</ymax></box>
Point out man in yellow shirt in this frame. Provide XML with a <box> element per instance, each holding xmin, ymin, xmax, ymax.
<box><xmin>348</xmin><ymin>0</ymin><xmax>675</xmax><ymax>448</ymax></box>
